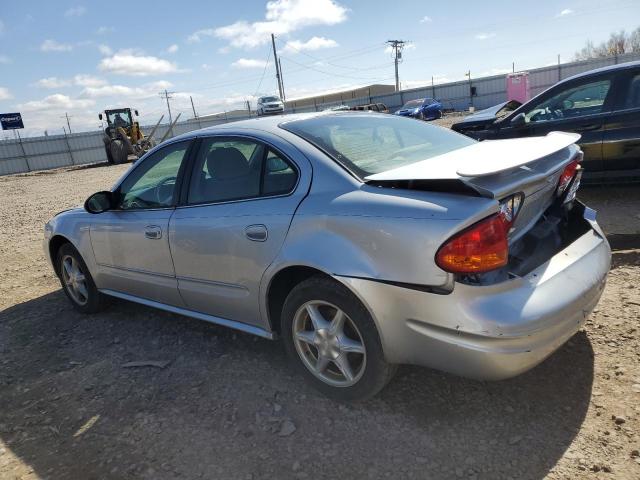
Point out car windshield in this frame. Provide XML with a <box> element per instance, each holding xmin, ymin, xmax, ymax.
<box><xmin>402</xmin><ymin>99</ymin><xmax>424</xmax><ymax>108</ymax></box>
<box><xmin>281</xmin><ymin>114</ymin><xmax>475</xmax><ymax>178</ymax></box>
<box><xmin>261</xmin><ymin>97</ymin><xmax>280</xmax><ymax>103</ymax></box>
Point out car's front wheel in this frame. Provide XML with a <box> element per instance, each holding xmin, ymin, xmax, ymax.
<box><xmin>57</xmin><ymin>243</ymin><xmax>106</xmax><ymax>314</ymax></box>
<box><xmin>281</xmin><ymin>275</ymin><xmax>396</xmax><ymax>401</ymax></box>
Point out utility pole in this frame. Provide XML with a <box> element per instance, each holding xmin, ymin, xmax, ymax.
<box><xmin>159</xmin><ymin>89</ymin><xmax>175</xmax><ymax>125</ymax></box>
<box><xmin>387</xmin><ymin>40</ymin><xmax>407</xmax><ymax>92</ymax></box>
<box><xmin>61</xmin><ymin>112</ymin><xmax>73</xmax><ymax>134</ymax></box>
<box><xmin>465</xmin><ymin>70</ymin><xmax>473</xmax><ymax>109</ymax></box>
<box><xmin>190</xmin><ymin>95</ymin><xmax>198</xmax><ymax>119</ymax></box>
<box><xmin>271</xmin><ymin>33</ymin><xmax>284</xmax><ymax>100</ymax></box>
<box><xmin>278</xmin><ymin>58</ymin><xmax>286</xmax><ymax>101</ymax></box>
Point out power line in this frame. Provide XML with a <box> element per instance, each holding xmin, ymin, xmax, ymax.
<box><xmin>253</xmin><ymin>48</ymin><xmax>272</xmax><ymax>97</ymax></box>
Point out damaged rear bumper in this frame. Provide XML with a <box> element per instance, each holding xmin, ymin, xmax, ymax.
<box><xmin>337</xmin><ymin>205</ymin><xmax>610</xmax><ymax>380</ymax></box>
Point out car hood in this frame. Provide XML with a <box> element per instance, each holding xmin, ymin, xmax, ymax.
<box><xmin>457</xmin><ymin>100</ymin><xmax>522</xmax><ymax>124</ymax></box>
<box><xmin>365</xmin><ymin>131</ymin><xmax>580</xmax><ymax>181</ymax></box>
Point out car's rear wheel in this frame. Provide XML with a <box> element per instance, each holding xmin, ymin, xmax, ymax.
<box><xmin>281</xmin><ymin>275</ymin><xmax>396</xmax><ymax>401</ymax></box>
<box><xmin>57</xmin><ymin>243</ymin><xmax>106</xmax><ymax>314</ymax></box>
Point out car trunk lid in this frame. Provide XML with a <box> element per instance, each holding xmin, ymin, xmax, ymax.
<box><xmin>365</xmin><ymin>131</ymin><xmax>582</xmax><ymax>242</ymax></box>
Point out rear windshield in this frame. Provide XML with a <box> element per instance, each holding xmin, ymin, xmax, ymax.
<box><xmin>281</xmin><ymin>114</ymin><xmax>475</xmax><ymax>178</ymax></box>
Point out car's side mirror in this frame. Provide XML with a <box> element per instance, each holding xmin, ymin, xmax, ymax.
<box><xmin>510</xmin><ymin>112</ymin><xmax>526</xmax><ymax>127</ymax></box>
<box><xmin>134</xmin><ymin>110</ymin><xmax>139</xmax><ymax>116</ymax></box>
<box><xmin>84</xmin><ymin>191</ymin><xmax>114</xmax><ymax>214</ymax></box>
<box><xmin>98</xmin><ymin>113</ymin><xmax>103</xmax><ymax>120</ymax></box>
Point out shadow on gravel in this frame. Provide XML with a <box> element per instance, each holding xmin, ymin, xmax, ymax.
<box><xmin>1</xmin><ymin>290</ymin><xmax>594</xmax><ymax>480</ymax></box>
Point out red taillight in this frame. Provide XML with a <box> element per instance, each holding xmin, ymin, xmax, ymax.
<box><xmin>436</xmin><ymin>212</ymin><xmax>511</xmax><ymax>274</ymax></box>
<box><xmin>557</xmin><ymin>154</ymin><xmax>582</xmax><ymax>197</ymax></box>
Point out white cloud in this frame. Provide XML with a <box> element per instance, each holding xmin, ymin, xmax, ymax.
<box><xmin>35</xmin><ymin>77</ymin><xmax>71</xmax><ymax>88</ymax></box>
<box><xmin>0</xmin><ymin>54</ymin><xmax>10</xmax><ymax>64</ymax></box>
<box><xmin>479</xmin><ymin>67</ymin><xmax>512</xmax><ymax>76</ymax></box>
<box><xmin>556</xmin><ymin>8</ymin><xmax>573</xmax><ymax>17</ymax></box>
<box><xmin>167</xmin><ymin>44</ymin><xmax>179</xmax><ymax>54</ymax></box>
<box><xmin>79</xmin><ymin>80</ymin><xmax>173</xmax><ymax>99</ymax></box>
<box><xmin>96</xmin><ymin>26</ymin><xmax>114</xmax><ymax>35</ymax></box>
<box><xmin>475</xmin><ymin>32</ymin><xmax>496</xmax><ymax>40</ymax></box>
<box><xmin>41</xmin><ymin>39</ymin><xmax>73</xmax><ymax>52</ymax></box>
<box><xmin>283</xmin><ymin>36</ymin><xmax>338</xmax><ymax>53</ymax></box>
<box><xmin>232</xmin><ymin>58</ymin><xmax>270</xmax><ymax>69</ymax></box>
<box><xmin>74</xmin><ymin>74</ymin><xmax>107</xmax><ymax>88</ymax></box>
<box><xmin>18</xmin><ymin>94</ymin><xmax>95</xmax><ymax>111</ymax></box>
<box><xmin>98</xmin><ymin>44</ymin><xmax>113</xmax><ymax>55</ymax></box>
<box><xmin>35</xmin><ymin>74</ymin><xmax>108</xmax><ymax>89</ymax></box>
<box><xmin>64</xmin><ymin>6</ymin><xmax>87</xmax><ymax>17</ymax></box>
<box><xmin>0</xmin><ymin>87</ymin><xmax>12</xmax><ymax>100</ymax></box>
<box><xmin>98</xmin><ymin>52</ymin><xmax>178</xmax><ymax>76</ymax></box>
<box><xmin>189</xmin><ymin>0</ymin><xmax>348</xmax><ymax>48</ymax></box>
<box><xmin>420</xmin><ymin>16</ymin><xmax>432</xmax><ymax>23</ymax></box>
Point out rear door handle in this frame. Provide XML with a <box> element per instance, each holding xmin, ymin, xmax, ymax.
<box><xmin>245</xmin><ymin>224</ymin><xmax>268</xmax><ymax>242</ymax></box>
<box><xmin>577</xmin><ymin>123</ymin><xmax>601</xmax><ymax>131</ymax></box>
<box><xmin>144</xmin><ymin>225</ymin><xmax>162</xmax><ymax>240</ymax></box>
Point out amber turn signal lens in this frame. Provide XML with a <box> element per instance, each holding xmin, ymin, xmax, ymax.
<box><xmin>436</xmin><ymin>213</ymin><xmax>510</xmax><ymax>274</ymax></box>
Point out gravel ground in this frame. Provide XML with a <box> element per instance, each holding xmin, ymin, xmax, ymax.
<box><xmin>0</xmin><ymin>155</ymin><xmax>639</xmax><ymax>480</ymax></box>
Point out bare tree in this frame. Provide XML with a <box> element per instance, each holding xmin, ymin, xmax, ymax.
<box><xmin>574</xmin><ymin>27</ymin><xmax>639</xmax><ymax>60</ymax></box>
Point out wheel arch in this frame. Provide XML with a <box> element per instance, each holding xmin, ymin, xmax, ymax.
<box><xmin>264</xmin><ymin>265</ymin><xmax>334</xmax><ymax>334</ymax></box>
<box><xmin>48</xmin><ymin>234</ymin><xmax>74</xmax><ymax>277</ymax></box>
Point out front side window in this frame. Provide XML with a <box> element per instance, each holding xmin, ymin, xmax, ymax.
<box><xmin>525</xmin><ymin>79</ymin><xmax>611</xmax><ymax>123</ymax></box>
<box><xmin>188</xmin><ymin>138</ymin><xmax>298</xmax><ymax>204</ymax></box>
<box><xmin>117</xmin><ymin>141</ymin><xmax>190</xmax><ymax>210</ymax></box>
<box><xmin>281</xmin><ymin>114</ymin><xmax>475</xmax><ymax>178</ymax></box>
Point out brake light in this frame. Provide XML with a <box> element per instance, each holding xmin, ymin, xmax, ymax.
<box><xmin>436</xmin><ymin>212</ymin><xmax>511</xmax><ymax>274</ymax></box>
<box><xmin>557</xmin><ymin>153</ymin><xmax>583</xmax><ymax>197</ymax></box>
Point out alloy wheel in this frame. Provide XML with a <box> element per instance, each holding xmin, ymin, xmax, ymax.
<box><xmin>292</xmin><ymin>300</ymin><xmax>366</xmax><ymax>387</ymax></box>
<box><xmin>61</xmin><ymin>254</ymin><xmax>89</xmax><ymax>306</ymax></box>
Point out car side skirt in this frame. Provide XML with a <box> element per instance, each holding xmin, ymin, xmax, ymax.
<box><xmin>99</xmin><ymin>289</ymin><xmax>275</xmax><ymax>340</ymax></box>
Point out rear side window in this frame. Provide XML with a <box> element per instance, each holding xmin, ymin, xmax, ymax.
<box><xmin>281</xmin><ymin>114</ymin><xmax>475</xmax><ymax>178</ymax></box>
<box><xmin>187</xmin><ymin>138</ymin><xmax>297</xmax><ymax>204</ymax></box>
<box><xmin>624</xmin><ymin>73</ymin><xmax>640</xmax><ymax>109</ymax></box>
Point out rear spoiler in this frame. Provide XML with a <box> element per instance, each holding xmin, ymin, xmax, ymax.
<box><xmin>364</xmin><ymin>131</ymin><xmax>581</xmax><ymax>182</ymax></box>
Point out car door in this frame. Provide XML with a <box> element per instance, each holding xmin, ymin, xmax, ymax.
<box><xmin>497</xmin><ymin>75</ymin><xmax>615</xmax><ymax>174</ymax></box>
<box><xmin>602</xmin><ymin>69</ymin><xmax>640</xmax><ymax>176</ymax></box>
<box><xmin>169</xmin><ymin>134</ymin><xmax>311</xmax><ymax>329</ymax></box>
<box><xmin>89</xmin><ymin>140</ymin><xmax>193</xmax><ymax>306</ymax></box>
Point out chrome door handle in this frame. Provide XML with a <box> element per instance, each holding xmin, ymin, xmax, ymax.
<box><xmin>245</xmin><ymin>224</ymin><xmax>268</xmax><ymax>242</ymax></box>
<box><xmin>144</xmin><ymin>225</ymin><xmax>162</xmax><ymax>239</ymax></box>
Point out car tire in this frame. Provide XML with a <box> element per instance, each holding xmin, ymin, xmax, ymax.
<box><xmin>437</xmin><ymin>109</ymin><xmax>443</xmax><ymax>119</ymax></box>
<box><xmin>56</xmin><ymin>243</ymin><xmax>106</xmax><ymax>314</ymax></box>
<box><xmin>417</xmin><ymin>111</ymin><xmax>425</xmax><ymax>121</ymax></box>
<box><xmin>110</xmin><ymin>139</ymin><xmax>127</xmax><ymax>164</ymax></box>
<box><xmin>281</xmin><ymin>275</ymin><xmax>397</xmax><ymax>401</ymax></box>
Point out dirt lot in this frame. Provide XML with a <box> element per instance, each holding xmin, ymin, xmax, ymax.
<box><xmin>0</xmin><ymin>156</ymin><xmax>639</xmax><ymax>480</ymax></box>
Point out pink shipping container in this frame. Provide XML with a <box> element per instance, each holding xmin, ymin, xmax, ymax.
<box><xmin>506</xmin><ymin>72</ymin><xmax>531</xmax><ymax>103</ymax></box>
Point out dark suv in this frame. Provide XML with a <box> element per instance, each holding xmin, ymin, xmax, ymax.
<box><xmin>452</xmin><ymin>60</ymin><xmax>640</xmax><ymax>182</ymax></box>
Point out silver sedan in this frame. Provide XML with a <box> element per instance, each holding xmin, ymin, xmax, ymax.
<box><xmin>44</xmin><ymin>113</ymin><xmax>610</xmax><ymax>400</ymax></box>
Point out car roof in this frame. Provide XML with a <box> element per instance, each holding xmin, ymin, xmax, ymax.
<box><xmin>171</xmin><ymin>111</ymin><xmax>366</xmax><ymax>141</ymax></box>
<box><xmin>558</xmin><ymin>59</ymin><xmax>640</xmax><ymax>85</ymax></box>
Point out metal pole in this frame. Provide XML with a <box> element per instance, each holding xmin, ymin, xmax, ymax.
<box><xmin>558</xmin><ymin>54</ymin><xmax>561</xmax><ymax>81</ymax></box>
<box><xmin>278</xmin><ymin>57</ymin><xmax>286</xmax><ymax>101</ymax></box>
<box><xmin>15</xmin><ymin>130</ymin><xmax>31</xmax><ymax>172</ymax></box>
<box><xmin>431</xmin><ymin>76</ymin><xmax>435</xmax><ymax>98</ymax></box>
<box><xmin>190</xmin><ymin>96</ymin><xmax>198</xmax><ymax>119</ymax></box>
<box><xmin>65</xmin><ymin>112</ymin><xmax>72</xmax><ymax>134</ymax></box>
<box><xmin>271</xmin><ymin>34</ymin><xmax>284</xmax><ymax>100</ymax></box>
<box><xmin>63</xmin><ymin>130</ymin><xmax>76</xmax><ymax>165</ymax></box>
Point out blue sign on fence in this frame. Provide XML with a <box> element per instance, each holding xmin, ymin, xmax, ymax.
<box><xmin>0</xmin><ymin>113</ymin><xmax>24</xmax><ymax>130</ymax></box>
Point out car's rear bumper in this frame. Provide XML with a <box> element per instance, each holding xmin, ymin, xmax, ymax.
<box><xmin>337</xmin><ymin>206</ymin><xmax>610</xmax><ymax>380</ymax></box>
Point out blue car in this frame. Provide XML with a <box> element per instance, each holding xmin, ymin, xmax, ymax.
<box><xmin>394</xmin><ymin>98</ymin><xmax>443</xmax><ymax>120</ymax></box>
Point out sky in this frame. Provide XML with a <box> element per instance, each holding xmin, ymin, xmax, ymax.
<box><xmin>0</xmin><ymin>0</ymin><xmax>638</xmax><ymax>136</ymax></box>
